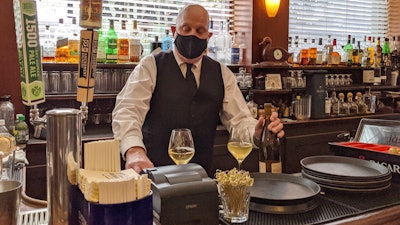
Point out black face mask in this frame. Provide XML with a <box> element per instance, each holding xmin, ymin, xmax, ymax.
<box><xmin>174</xmin><ymin>34</ymin><xmax>208</xmax><ymax>59</ymax></box>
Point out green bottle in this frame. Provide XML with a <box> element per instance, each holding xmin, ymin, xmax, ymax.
<box><xmin>343</xmin><ymin>35</ymin><xmax>354</xmax><ymax>66</ymax></box>
<box><xmin>14</xmin><ymin>114</ymin><xmax>29</xmax><ymax>145</ymax></box>
<box><xmin>97</xmin><ymin>27</ymin><xmax>107</xmax><ymax>63</ymax></box>
<box><xmin>105</xmin><ymin>20</ymin><xmax>118</xmax><ymax>63</ymax></box>
<box><xmin>382</xmin><ymin>37</ymin><xmax>391</xmax><ymax>63</ymax></box>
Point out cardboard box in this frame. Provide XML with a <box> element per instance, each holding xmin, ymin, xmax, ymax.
<box><xmin>330</xmin><ymin>118</ymin><xmax>400</xmax><ymax>182</ymax></box>
<box><xmin>13</xmin><ymin>0</ymin><xmax>45</xmax><ymax>106</ymax></box>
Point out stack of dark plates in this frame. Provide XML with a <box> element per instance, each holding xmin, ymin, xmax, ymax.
<box><xmin>300</xmin><ymin>156</ymin><xmax>392</xmax><ymax>193</ymax></box>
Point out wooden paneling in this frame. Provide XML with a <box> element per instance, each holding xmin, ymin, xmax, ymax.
<box><xmin>0</xmin><ymin>0</ymin><xmax>24</xmax><ymax>115</ymax></box>
<box><xmin>251</xmin><ymin>0</ymin><xmax>289</xmax><ymax>63</ymax></box>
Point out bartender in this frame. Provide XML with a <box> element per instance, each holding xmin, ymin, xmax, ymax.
<box><xmin>112</xmin><ymin>3</ymin><xmax>284</xmax><ymax>175</ymax></box>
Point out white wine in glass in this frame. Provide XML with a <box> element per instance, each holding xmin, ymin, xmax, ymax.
<box><xmin>227</xmin><ymin>127</ymin><xmax>252</xmax><ymax>170</ymax></box>
<box><xmin>168</xmin><ymin>128</ymin><xmax>195</xmax><ymax>165</ymax></box>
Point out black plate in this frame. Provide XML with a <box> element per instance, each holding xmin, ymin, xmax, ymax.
<box><xmin>301</xmin><ymin>170</ymin><xmax>391</xmax><ymax>189</ymax></box>
<box><xmin>250</xmin><ymin>197</ymin><xmax>319</xmax><ymax>214</ymax></box>
<box><xmin>250</xmin><ymin>173</ymin><xmax>320</xmax><ymax>205</ymax></box>
<box><xmin>300</xmin><ymin>155</ymin><xmax>390</xmax><ymax>180</ymax></box>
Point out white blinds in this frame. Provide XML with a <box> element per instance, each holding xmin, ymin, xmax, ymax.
<box><xmin>36</xmin><ymin>0</ymin><xmax>233</xmax><ymax>40</ymax></box>
<box><xmin>288</xmin><ymin>0</ymin><xmax>388</xmax><ymax>49</ymax></box>
<box><xmin>388</xmin><ymin>0</ymin><xmax>400</xmax><ymax>38</ymax></box>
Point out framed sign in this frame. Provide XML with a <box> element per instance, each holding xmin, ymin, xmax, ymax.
<box><xmin>265</xmin><ymin>74</ymin><xmax>282</xmax><ymax>90</ymax></box>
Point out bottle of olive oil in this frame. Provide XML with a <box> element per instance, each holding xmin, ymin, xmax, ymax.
<box><xmin>259</xmin><ymin>103</ymin><xmax>281</xmax><ymax>173</ymax></box>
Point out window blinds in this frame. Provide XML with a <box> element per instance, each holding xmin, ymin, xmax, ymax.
<box><xmin>388</xmin><ymin>0</ymin><xmax>400</xmax><ymax>38</ymax></box>
<box><xmin>288</xmin><ymin>0</ymin><xmax>388</xmax><ymax>49</ymax></box>
<box><xmin>36</xmin><ymin>0</ymin><xmax>234</xmax><ymax>40</ymax></box>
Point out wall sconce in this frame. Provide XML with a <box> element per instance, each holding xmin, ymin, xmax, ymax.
<box><xmin>265</xmin><ymin>0</ymin><xmax>281</xmax><ymax>17</ymax></box>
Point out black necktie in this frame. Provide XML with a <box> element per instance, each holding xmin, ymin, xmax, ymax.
<box><xmin>186</xmin><ymin>63</ymin><xmax>197</xmax><ymax>95</ymax></box>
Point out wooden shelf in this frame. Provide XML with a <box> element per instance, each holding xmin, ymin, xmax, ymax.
<box><xmin>45</xmin><ymin>93</ymin><xmax>118</xmax><ymax>100</ymax></box>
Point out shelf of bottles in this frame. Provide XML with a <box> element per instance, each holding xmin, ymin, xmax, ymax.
<box><xmin>247</xmin><ymin>62</ymin><xmax>400</xmax><ymax>121</ymax></box>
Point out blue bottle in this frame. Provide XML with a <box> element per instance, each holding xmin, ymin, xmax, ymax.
<box><xmin>161</xmin><ymin>29</ymin><xmax>174</xmax><ymax>51</ymax></box>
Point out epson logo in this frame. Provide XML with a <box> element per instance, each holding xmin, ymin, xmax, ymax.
<box><xmin>369</xmin><ymin>159</ymin><xmax>400</xmax><ymax>174</ymax></box>
<box><xmin>185</xmin><ymin>203</ymin><xmax>197</xmax><ymax>209</ymax></box>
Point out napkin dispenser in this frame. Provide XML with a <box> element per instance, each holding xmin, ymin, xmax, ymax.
<box><xmin>146</xmin><ymin>163</ymin><xmax>219</xmax><ymax>225</ymax></box>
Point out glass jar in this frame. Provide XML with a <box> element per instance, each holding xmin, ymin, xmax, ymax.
<box><xmin>0</xmin><ymin>95</ymin><xmax>15</xmax><ymax>134</ymax></box>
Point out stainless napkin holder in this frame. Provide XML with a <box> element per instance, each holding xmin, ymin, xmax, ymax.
<box><xmin>145</xmin><ymin>163</ymin><xmax>219</xmax><ymax>225</ymax></box>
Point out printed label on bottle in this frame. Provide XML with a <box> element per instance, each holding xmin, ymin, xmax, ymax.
<box><xmin>231</xmin><ymin>47</ymin><xmax>240</xmax><ymax>64</ymax></box>
<box><xmin>271</xmin><ymin>162</ymin><xmax>282</xmax><ymax>173</ymax></box>
<box><xmin>259</xmin><ymin>161</ymin><xmax>266</xmax><ymax>173</ymax></box>
<box><xmin>325</xmin><ymin>99</ymin><xmax>331</xmax><ymax>114</ymax></box>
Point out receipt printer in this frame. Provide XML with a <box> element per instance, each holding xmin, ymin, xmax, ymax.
<box><xmin>146</xmin><ymin>163</ymin><xmax>219</xmax><ymax>225</ymax></box>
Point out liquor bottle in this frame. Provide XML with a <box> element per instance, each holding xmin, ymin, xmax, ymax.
<box><xmin>97</xmin><ymin>26</ymin><xmax>106</xmax><ymax>63</ymax></box>
<box><xmin>337</xmin><ymin>93</ymin><xmax>350</xmax><ymax>116</ymax></box>
<box><xmin>391</xmin><ymin>36</ymin><xmax>399</xmax><ymax>86</ymax></box>
<box><xmin>216</xmin><ymin>21</ymin><xmax>226</xmax><ymax>63</ymax></box>
<box><xmin>382</xmin><ymin>37</ymin><xmax>391</xmax><ymax>85</ymax></box>
<box><xmin>361</xmin><ymin>36</ymin><xmax>370</xmax><ymax>67</ymax></box>
<box><xmin>151</xmin><ymin>36</ymin><xmax>162</xmax><ymax>52</ymax></box>
<box><xmin>325</xmin><ymin>91</ymin><xmax>331</xmax><ymax>117</ymax></box>
<box><xmin>347</xmin><ymin>92</ymin><xmax>358</xmax><ymax>115</ymax></box>
<box><xmin>161</xmin><ymin>29</ymin><xmax>174</xmax><ymax>51</ymax></box>
<box><xmin>324</xmin><ymin>35</ymin><xmax>333</xmax><ymax>65</ymax></box>
<box><xmin>117</xmin><ymin>20</ymin><xmax>130</xmax><ymax>63</ymax></box>
<box><xmin>224</xmin><ymin>20</ymin><xmax>233</xmax><ymax>64</ymax></box>
<box><xmin>259</xmin><ymin>103</ymin><xmax>281</xmax><ymax>173</ymax></box>
<box><xmin>367</xmin><ymin>36</ymin><xmax>375</xmax><ymax>66</ymax></box>
<box><xmin>55</xmin><ymin>18</ymin><xmax>70</xmax><ymax>63</ymax></box>
<box><xmin>375</xmin><ymin>37</ymin><xmax>383</xmax><ymax>66</ymax></box>
<box><xmin>129</xmin><ymin>20</ymin><xmax>142</xmax><ymax>62</ymax></box>
<box><xmin>0</xmin><ymin>95</ymin><xmax>15</xmax><ymax>134</ymax></box>
<box><xmin>353</xmin><ymin>40</ymin><xmax>362</xmax><ymax>66</ymax></box>
<box><xmin>230</xmin><ymin>31</ymin><xmax>240</xmax><ymax>64</ymax></box>
<box><xmin>140</xmin><ymin>28</ymin><xmax>152</xmax><ymax>57</ymax></box>
<box><xmin>330</xmin><ymin>89</ymin><xmax>339</xmax><ymax>116</ymax></box>
<box><xmin>331</xmin><ymin>38</ymin><xmax>341</xmax><ymax>65</ymax></box>
<box><xmin>373</xmin><ymin>52</ymin><xmax>382</xmax><ymax>85</ymax></box>
<box><xmin>41</xmin><ymin>25</ymin><xmax>56</xmax><ymax>63</ymax></box>
<box><xmin>362</xmin><ymin>87</ymin><xmax>376</xmax><ymax>114</ymax></box>
<box><xmin>207</xmin><ymin>18</ymin><xmax>217</xmax><ymax>60</ymax></box>
<box><xmin>293</xmin><ymin>35</ymin><xmax>301</xmax><ymax>65</ymax></box>
<box><xmin>316</xmin><ymin>37</ymin><xmax>324</xmax><ymax>65</ymax></box>
<box><xmin>14</xmin><ymin>114</ymin><xmax>29</xmax><ymax>145</ymax></box>
<box><xmin>308</xmin><ymin>38</ymin><xmax>317</xmax><ymax>65</ymax></box>
<box><xmin>68</xmin><ymin>17</ymin><xmax>80</xmax><ymax>64</ymax></box>
<box><xmin>355</xmin><ymin>92</ymin><xmax>367</xmax><ymax>114</ymax></box>
<box><xmin>239</xmin><ymin>32</ymin><xmax>247</xmax><ymax>65</ymax></box>
<box><xmin>105</xmin><ymin>20</ymin><xmax>118</xmax><ymax>63</ymax></box>
<box><xmin>246</xmin><ymin>93</ymin><xmax>258</xmax><ymax>119</ymax></box>
<box><xmin>300</xmin><ymin>38</ymin><xmax>309</xmax><ymax>65</ymax></box>
<box><xmin>343</xmin><ymin>35</ymin><xmax>353</xmax><ymax>66</ymax></box>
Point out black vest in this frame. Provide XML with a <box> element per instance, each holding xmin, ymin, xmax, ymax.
<box><xmin>142</xmin><ymin>52</ymin><xmax>224</xmax><ymax>173</ymax></box>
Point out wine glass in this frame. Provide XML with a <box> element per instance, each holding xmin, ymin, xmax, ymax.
<box><xmin>168</xmin><ymin>128</ymin><xmax>195</xmax><ymax>165</ymax></box>
<box><xmin>227</xmin><ymin>127</ymin><xmax>253</xmax><ymax>170</ymax></box>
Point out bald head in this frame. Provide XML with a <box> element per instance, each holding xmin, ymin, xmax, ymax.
<box><xmin>176</xmin><ymin>4</ymin><xmax>209</xmax><ymax>27</ymax></box>
<box><xmin>175</xmin><ymin>4</ymin><xmax>210</xmax><ymax>36</ymax></box>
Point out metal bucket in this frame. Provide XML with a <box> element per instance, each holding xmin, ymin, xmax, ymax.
<box><xmin>46</xmin><ymin>108</ymin><xmax>82</xmax><ymax>225</ymax></box>
<box><xmin>0</xmin><ymin>180</ymin><xmax>22</xmax><ymax>225</ymax></box>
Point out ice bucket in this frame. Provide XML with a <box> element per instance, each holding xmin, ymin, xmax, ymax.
<box><xmin>0</xmin><ymin>180</ymin><xmax>21</xmax><ymax>225</ymax></box>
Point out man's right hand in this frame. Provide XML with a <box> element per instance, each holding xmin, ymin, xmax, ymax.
<box><xmin>125</xmin><ymin>147</ymin><xmax>154</xmax><ymax>173</ymax></box>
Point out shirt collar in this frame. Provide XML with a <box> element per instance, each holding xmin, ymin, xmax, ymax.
<box><xmin>173</xmin><ymin>49</ymin><xmax>203</xmax><ymax>69</ymax></box>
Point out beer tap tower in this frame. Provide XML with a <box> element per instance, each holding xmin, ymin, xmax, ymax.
<box><xmin>14</xmin><ymin>0</ymin><xmax>103</xmax><ymax>224</ymax></box>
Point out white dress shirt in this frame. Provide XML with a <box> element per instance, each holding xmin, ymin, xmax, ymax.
<box><xmin>112</xmin><ymin>50</ymin><xmax>258</xmax><ymax>158</ymax></box>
